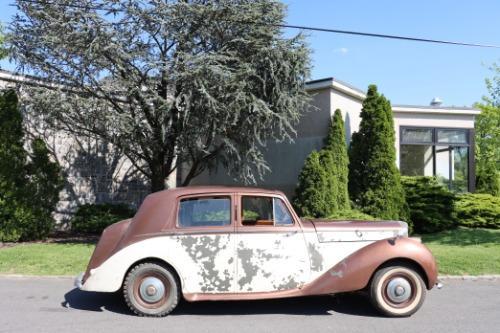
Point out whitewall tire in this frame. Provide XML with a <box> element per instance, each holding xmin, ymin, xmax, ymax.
<box><xmin>370</xmin><ymin>265</ymin><xmax>426</xmax><ymax>317</ymax></box>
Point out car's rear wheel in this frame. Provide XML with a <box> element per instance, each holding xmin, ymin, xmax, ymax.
<box><xmin>369</xmin><ymin>265</ymin><xmax>426</xmax><ymax>317</ymax></box>
<box><xmin>123</xmin><ymin>262</ymin><xmax>180</xmax><ymax>317</ymax></box>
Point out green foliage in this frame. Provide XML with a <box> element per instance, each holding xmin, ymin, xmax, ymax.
<box><xmin>323</xmin><ymin>109</ymin><xmax>350</xmax><ymax>211</ymax></box>
<box><xmin>475</xmin><ymin>65</ymin><xmax>500</xmax><ymax>196</ymax></box>
<box><xmin>402</xmin><ymin>176</ymin><xmax>457</xmax><ymax>234</ymax></box>
<box><xmin>11</xmin><ymin>0</ymin><xmax>311</xmax><ymax>191</ymax></box>
<box><xmin>348</xmin><ymin>85</ymin><xmax>408</xmax><ymax>220</ymax></box>
<box><xmin>71</xmin><ymin>203</ymin><xmax>136</xmax><ymax>234</ymax></box>
<box><xmin>293</xmin><ymin>109</ymin><xmax>350</xmax><ymax>217</ymax></box>
<box><xmin>455</xmin><ymin>193</ymin><xmax>500</xmax><ymax>229</ymax></box>
<box><xmin>0</xmin><ymin>24</ymin><xmax>8</xmax><ymax>60</ymax></box>
<box><xmin>327</xmin><ymin>209</ymin><xmax>375</xmax><ymax>221</ymax></box>
<box><xmin>293</xmin><ymin>150</ymin><xmax>329</xmax><ymax>218</ymax></box>
<box><xmin>0</xmin><ymin>89</ymin><xmax>63</xmax><ymax>242</ymax></box>
<box><xmin>26</xmin><ymin>138</ymin><xmax>64</xmax><ymax>214</ymax></box>
<box><xmin>0</xmin><ymin>90</ymin><xmax>26</xmax><ymax>189</ymax></box>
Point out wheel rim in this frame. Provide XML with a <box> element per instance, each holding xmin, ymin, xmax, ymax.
<box><xmin>381</xmin><ymin>273</ymin><xmax>417</xmax><ymax>308</ymax></box>
<box><xmin>139</xmin><ymin>277</ymin><xmax>165</xmax><ymax>303</ymax></box>
<box><xmin>386</xmin><ymin>277</ymin><xmax>412</xmax><ymax>303</ymax></box>
<box><xmin>132</xmin><ymin>272</ymin><xmax>170</xmax><ymax>309</ymax></box>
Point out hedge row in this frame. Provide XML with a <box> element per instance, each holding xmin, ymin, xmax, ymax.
<box><xmin>71</xmin><ymin>203</ymin><xmax>136</xmax><ymax>234</ymax></box>
<box><xmin>455</xmin><ymin>193</ymin><xmax>500</xmax><ymax>229</ymax></box>
<box><xmin>401</xmin><ymin>176</ymin><xmax>457</xmax><ymax>233</ymax></box>
<box><xmin>402</xmin><ymin>176</ymin><xmax>499</xmax><ymax>233</ymax></box>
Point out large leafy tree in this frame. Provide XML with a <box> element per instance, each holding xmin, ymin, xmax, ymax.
<box><xmin>9</xmin><ymin>0</ymin><xmax>310</xmax><ymax>192</ymax></box>
<box><xmin>348</xmin><ymin>85</ymin><xmax>408</xmax><ymax>220</ymax></box>
<box><xmin>475</xmin><ymin>64</ymin><xmax>500</xmax><ymax>196</ymax></box>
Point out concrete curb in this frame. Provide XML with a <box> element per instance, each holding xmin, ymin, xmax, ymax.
<box><xmin>438</xmin><ymin>275</ymin><xmax>500</xmax><ymax>280</ymax></box>
<box><xmin>1</xmin><ymin>274</ymin><xmax>500</xmax><ymax>280</ymax></box>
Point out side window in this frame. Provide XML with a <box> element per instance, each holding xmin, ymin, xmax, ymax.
<box><xmin>273</xmin><ymin>198</ymin><xmax>294</xmax><ymax>225</ymax></box>
<box><xmin>178</xmin><ymin>196</ymin><xmax>231</xmax><ymax>227</ymax></box>
<box><xmin>241</xmin><ymin>196</ymin><xmax>294</xmax><ymax>226</ymax></box>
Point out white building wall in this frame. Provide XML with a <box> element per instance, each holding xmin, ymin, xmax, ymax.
<box><xmin>393</xmin><ymin>111</ymin><xmax>476</xmax><ymax>167</ymax></box>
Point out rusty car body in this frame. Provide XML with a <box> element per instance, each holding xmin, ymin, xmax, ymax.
<box><xmin>76</xmin><ymin>186</ymin><xmax>439</xmax><ymax>317</ymax></box>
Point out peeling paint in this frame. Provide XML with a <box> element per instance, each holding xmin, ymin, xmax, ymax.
<box><xmin>308</xmin><ymin>243</ymin><xmax>324</xmax><ymax>272</ymax></box>
<box><xmin>179</xmin><ymin>235</ymin><xmax>233</xmax><ymax>292</ymax></box>
<box><xmin>329</xmin><ymin>260</ymin><xmax>348</xmax><ymax>279</ymax></box>
<box><xmin>237</xmin><ymin>246</ymin><xmax>259</xmax><ymax>289</ymax></box>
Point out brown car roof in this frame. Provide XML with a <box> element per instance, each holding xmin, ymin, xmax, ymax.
<box><xmin>149</xmin><ymin>185</ymin><xmax>284</xmax><ymax>197</ymax></box>
<box><xmin>114</xmin><ymin>186</ymin><xmax>287</xmax><ymax>251</ymax></box>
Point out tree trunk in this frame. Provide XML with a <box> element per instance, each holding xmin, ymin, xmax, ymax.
<box><xmin>149</xmin><ymin>158</ymin><xmax>167</xmax><ymax>193</ymax></box>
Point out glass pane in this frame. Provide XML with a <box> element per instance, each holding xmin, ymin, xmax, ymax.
<box><xmin>241</xmin><ymin>196</ymin><xmax>274</xmax><ymax>226</ymax></box>
<box><xmin>437</xmin><ymin>129</ymin><xmax>468</xmax><ymax>144</ymax></box>
<box><xmin>400</xmin><ymin>145</ymin><xmax>434</xmax><ymax>176</ymax></box>
<box><xmin>178</xmin><ymin>197</ymin><xmax>231</xmax><ymax>227</ymax></box>
<box><xmin>435</xmin><ymin>145</ymin><xmax>451</xmax><ymax>188</ymax></box>
<box><xmin>273</xmin><ymin>198</ymin><xmax>294</xmax><ymax>225</ymax></box>
<box><xmin>401</xmin><ymin>128</ymin><xmax>433</xmax><ymax>143</ymax></box>
<box><xmin>452</xmin><ymin>147</ymin><xmax>469</xmax><ymax>192</ymax></box>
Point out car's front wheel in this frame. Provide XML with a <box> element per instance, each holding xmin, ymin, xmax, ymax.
<box><xmin>123</xmin><ymin>262</ymin><xmax>180</xmax><ymax>317</ymax></box>
<box><xmin>369</xmin><ymin>265</ymin><xmax>426</xmax><ymax>317</ymax></box>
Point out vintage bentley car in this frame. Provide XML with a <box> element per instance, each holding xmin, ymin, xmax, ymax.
<box><xmin>76</xmin><ymin>186</ymin><xmax>439</xmax><ymax>317</ymax></box>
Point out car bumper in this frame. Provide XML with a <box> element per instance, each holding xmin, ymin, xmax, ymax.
<box><xmin>74</xmin><ymin>272</ymin><xmax>84</xmax><ymax>289</ymax></box>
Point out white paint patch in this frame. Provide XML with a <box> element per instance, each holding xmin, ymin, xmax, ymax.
<box><xmin>235</xmin><ymin>231</ymin><xmax>310</xmax><ymax>292</ymax></box>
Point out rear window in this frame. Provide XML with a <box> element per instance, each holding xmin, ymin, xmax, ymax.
<box><xmin>178</xmin><ymin>196</ymin><xmax>231</xmax><ymax>227</ymax></box>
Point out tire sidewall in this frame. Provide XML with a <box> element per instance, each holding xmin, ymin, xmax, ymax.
<box><xmin>124</xmin><ymin>263</ymin><xmax>179</xmax><ymax>317</ymax></box>
<box><xmin>371</xmin><ymin>266</ymin><xmax>426</xmax><ymax>317</ymax></box>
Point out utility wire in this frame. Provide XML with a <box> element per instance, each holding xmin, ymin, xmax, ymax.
<box><xmin>13</xmin><ymin>0</ymin><xmax>500</xmax><ymax>48</ymax></box>
<box><xmin>272</xmin><ymin>23</ymin><xmax>500</xmax><ymax>48</ymax></box>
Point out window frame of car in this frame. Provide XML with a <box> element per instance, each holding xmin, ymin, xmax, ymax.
<box><xmin>175</xmin><ymin>193</ymin><xmax>236</xmax><ymax>231</ymax></box>
<box><xmin>236</xmin><ymin>194</ymin><xmax>298</xmax><ymax>229</ymax></box>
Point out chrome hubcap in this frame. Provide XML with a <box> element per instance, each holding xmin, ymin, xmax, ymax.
<box><xmin>139</xmin><ymin>277</ymin><xmax>165</xmax><ymax>303</ymax></box>
<box><xmin>386</xmin><ymin>277</ymin><xmax>412</xmax><ymax>303</ymax></box>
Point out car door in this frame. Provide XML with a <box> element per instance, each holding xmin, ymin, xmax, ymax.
<box><xmin>174</xmin><ymin>194</ymin><xmax>237</xmax><ymax>294</ymax></box>
<box><xmin>235</xmin><ymin>194</ymin><xmax>310</xmax><ymax>293</ymax></box>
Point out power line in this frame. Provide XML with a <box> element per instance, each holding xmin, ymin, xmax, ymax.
<box><xmin>13</xmin><ymin>0</ymin><xmax>500</xmax><ymax>48</ymax></box>
<box><xmin>272</xmin><ymin>23</ymin><xmax>500</xmax><ymax>48</ymax></box>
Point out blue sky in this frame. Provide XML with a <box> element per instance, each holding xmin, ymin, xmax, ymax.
<box><xmin>282</xmin><ymin>0</ymin><xmax>499</xmax><ymax>106</ymax></box>
<box><xmin>1</xmin><ymin>0</ymin><xmax>499</xmax><ymax>106</ymax></box>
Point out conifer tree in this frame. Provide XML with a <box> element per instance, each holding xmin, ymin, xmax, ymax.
<box><xmin>0</xmin><ymin>90</ymin><xmax>63</xmax><ymax>241</ymax></box>
<box><xmin>293</xmin><ymin>150</ymin><xmax>329</xmax><ymax>217</ymax></box>
<box><xmin>348</xmin><ymin>85</ymin><xmax>408</xmax><ymax>220</ymax></box>
<box><xmin>324</xmin><ymin>109</ymin><xmax>350</xmax><ymax>211</ymax></box>
<box><xmin>294</xmin><ymin>109</ymin><xmax>350</xmax><ymax>217</ymax></box>
<box><xmin>0</xmin><ymin>90</ymin><xmax>26</xmax><ymax>191</ymax></box>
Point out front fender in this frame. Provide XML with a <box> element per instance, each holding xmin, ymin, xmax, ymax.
<box><xmin>301</xmin><ymin>237</ymin><xmax>438</xmax><ymax>295</ymax></box>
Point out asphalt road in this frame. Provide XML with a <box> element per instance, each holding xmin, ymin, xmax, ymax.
<box><xmin>0</xmin><ymin>276</ymin><xmax>498</xmax><ymax>333</ymax></box>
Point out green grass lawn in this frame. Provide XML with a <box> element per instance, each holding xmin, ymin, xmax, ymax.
<box><xmin>0</xmin><ymin>243</ymin><xmax>95</xmax><ymax>276</ymax></box>
<box><xmin>0</xmin><ymin>228</ymin><xmax>498</xmax><ymax>276</ymax></box>
<box><xmin>422</xmin><ymin>227</ymin><xmax>500</xmax><ymax>275</ymax></box>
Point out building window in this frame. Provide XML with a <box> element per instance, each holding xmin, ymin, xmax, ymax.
<box><xmin>400</xmin><ymin>127</ymin><xmax>473</xmax><ymax>192</ymax></box>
